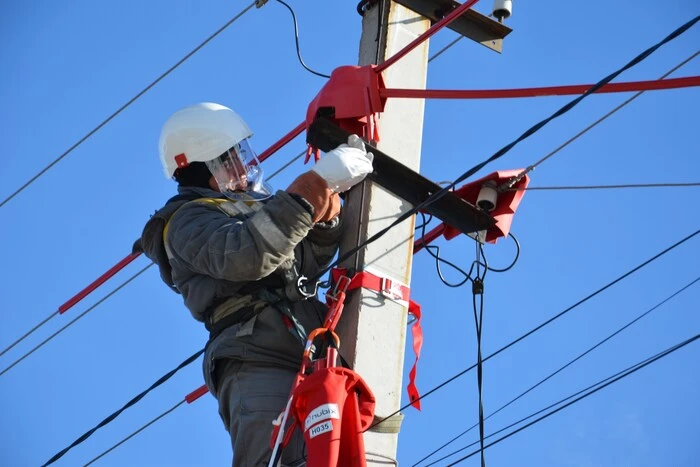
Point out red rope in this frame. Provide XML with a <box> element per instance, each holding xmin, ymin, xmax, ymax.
<box><xmin>381</xmin><ymin>75</ymin><xmax>700</xmax><ymax>100</ymax></box>
<box><xmin>376</xmin><ymin>0</ymin><xmax>481</xmax><ymax>73</ymax></box>
<box><xmin>58</xmin><ymin>252</ymin><xmax>142</xmax><ymax>314</ymax></box>
<box><xmin>258</xmin><ymin>121</ymin><xmax>306</xmax><ymax>163</ymax></box>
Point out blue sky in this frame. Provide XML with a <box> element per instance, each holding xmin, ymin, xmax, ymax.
<box><xmin>1</xmin><ymin>1</ymin><xmax>699</xmax><ymax>466</ymax></box>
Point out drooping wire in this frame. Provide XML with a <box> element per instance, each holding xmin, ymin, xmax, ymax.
<box><xmin>0</xmin><ymin>2</ymin><xmax>257</xmax><ymax>209</ymax></box>
<box><xmin>307</xmin><ymin>15</ymin><xmax>700</xmax><ymax>287</ymax></box>
<box><xmin>471</xmin><ymin>243</ymin><xmax>487</xmax><ymax>467</ymax></box>
<box><xmin>483</xmin><ymin>233</ymin><xmax>520</xmax><ymax>273</ymax></box>
<box><xmin>0</xmin><ymin>263</ymin><xmax>153</xmax><ymax>378</ymax></box>
<box><xmin>366</xmin><ymin>228</ymin><xmax>700</xmax><ymax>432</ymax></box>
<box><xmin>416</xmin><ymin>212</ymin><xmax>473</xmax><ymax>287</ymax></box>
<box><xmin>41</xmin><ymin>349</ymin><xmax>205</xmax><ymax>466</ymax></box>
<box><xmin>444</xmin><ymin>334</ymin><xmax>700</xmax><ymax>466</ymax></box>
<box><xmin>414</xmin><ymin>275</ymin><xmax>700</xmax><ymax>466</ymax></box>
<box><xmin>275</xmin><ymin>0</ymin><xmax>331</xmax><ymax>79</ymax></box>
<box><xmin>502</xmin><ymin>48</ymin><xmax>700</xmax><ymax>190</ymax></box>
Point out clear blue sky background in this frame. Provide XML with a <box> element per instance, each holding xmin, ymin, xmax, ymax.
<box><xmin>1</xmin><ymin>1</ymin><xmax>699</xmax><ymax>466</ymax></box>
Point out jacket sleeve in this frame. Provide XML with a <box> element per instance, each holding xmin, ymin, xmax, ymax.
<box><xmin>165</xmin><ymin>191</ymin><xmax>314</xmax><ymax>282</ymax></box>
<box><xmin>305</xmin><ymin>213</ymin><xmax>343</xmax><ymax>270</ymax></box>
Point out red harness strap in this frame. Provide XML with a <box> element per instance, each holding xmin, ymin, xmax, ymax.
<box><xmin>331</xmin><ymin>268</ymin><xmax>423</xmax><ymax>410</ymax></box>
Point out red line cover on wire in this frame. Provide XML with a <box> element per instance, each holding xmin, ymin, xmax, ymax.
<box><xmin>57</xmin><ymin>252</ymin><xmax>142</xmax><ymax>314</ymax></box>
<box><xmin>376</xmin><ymin>0</ymin><xmax>480</xmax><ymax>73</ymax></box>
<box><xmin>381</xmin><ymin>76</ymin><xmax>700</xmax><ymax>100</ymax></box>
<box><xmin>185</xmin><ymin>385</ymin><xmax>209</xmax><ymax>404</ymax></box>
<box><xmin>258</xmin><ymin>121</ymin><xmax>306</xmax><ymax>163</ymax></box>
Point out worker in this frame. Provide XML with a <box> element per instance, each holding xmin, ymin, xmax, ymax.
<box><xmin>137</xmin><ymin>102</ymin><xmax>373</xmax><ymax>465</ymax></box>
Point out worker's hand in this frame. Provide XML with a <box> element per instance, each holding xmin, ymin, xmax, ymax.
<box><xmin>316</xmin><ymin>192</ymin><xmax>341</xmax><ymax>223</ymax></box>
<box><xmin>311</xmin><ymin>135</ymin><xmax>374</xmax><ymax>193</ymax></box>
<box><xmin>287</xmin><ymin>171</ymin><xmax>332</xmax><ymax>223</ymax></box>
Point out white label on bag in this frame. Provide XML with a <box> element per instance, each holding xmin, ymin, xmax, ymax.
<box><xmin>304</xmin><ymin>403</ymin><xmax>340</xmax><ymax>431</ymax></box>
<box><xmin>308</xmin><ymin>421</ymin><xmax>334</xmax><ymax>439</ymax></box>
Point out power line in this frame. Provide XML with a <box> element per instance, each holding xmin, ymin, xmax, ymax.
<box><xmin>41</xmin><ymin>349</ymin><xmax>205</xmax><ymax>466</ymax></box>
<box><xmin>510</xmin><ymin>182</ymin><xmax>700</xmax><ymax>191</ymax></box>
<box><xmin>0</xmin><ymin>2</ymin><xmax>257</xmax><ymax>209</ymax></box>
<box><xmin>503</xmin><ymin>48</ymin><xmax>700</xmax><ymax>189</ymax></box>
<box><xmin>0</xmin><ymin>147</ymin><xmax>301</xmax><ymax>368</ymax></box>
<box><xmin>415</xmin><ymin>275</ymin><xmax>700</xmax><ymax>466</ymax></box>
<box><xmin>445</xmin><ymin>333</ymin><xmax>700</xmax><ymax>466</ymax></box>
<box><xmin>83</xmin><ymin>400</ymin><xmax>186</xmax><ymax>466</ymax></box>
<box><xmin>308</xmin><ymin>15</ymin><xmax>699</xmax><ymax>286</ymax></box>
<box><xmin>0</xmin><ymin>264</ymin><xmax>153</xmax><ymax>378</ymax></box>
<box><xmin>275</xmin><ymin>0</ymin><xmax>331</xmax><ymax>78</ymax></box>
<box><xmin>368</xmin><ymin>228</ymin><xmax>700</xmax><ymax>431</ymax></box>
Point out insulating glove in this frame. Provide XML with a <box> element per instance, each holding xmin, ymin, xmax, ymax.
<box><xmin>311</xmin><ymin>135</ymin><xmax>374</xmax><ymax>193</ymax></box>
<box><xmin>287</xmin><ymin>171</ymin><xmax>333</xmax><ymax>223</ymax></box>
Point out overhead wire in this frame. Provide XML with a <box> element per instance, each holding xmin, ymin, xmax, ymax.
<box><xmin>0</xmin><ymin>263</ymin><xmax>153</xmax><ymax>378</ymax></box>
<box><xmin>306</xmin><ymin>15</ymin><xmax>700</xmax><ymax>287</ymax></box>
<box><xmin>504</xmin><ymin>48</ymin><xmax>700</xmax><ymax>189</ymax></box>
<box><xmin>0</xmin><ymin>145</ymin><xmax>304</xmax><ymax>373</ymax></box>
<box><xmin>511</xmin><ymin>182</ymin><xmax>700</xmax><ymax>191</ymax></box>
<box><xmin>414</xmin><ymin>275</ymin><xmax>700</xmax><ymax>466</ymax></box>
<box><xmin>83</xmin><ymin>400</ymin><xmax>185</xmax><ymax>467</ymax></box>
<box><xmin>367</xmin><ymin>228</ymin><xmax>700</xmax><ymax>431</ymax></box>
<box><xmin>41</xmin><ymin>349</ymin><xmax>205</xmax><ymax>466</ymax></box>
<box><xmin>0</xmin><ymin>2</ymin><xmax>257</xmax><ymax>209</ymax></box>
<box><xmin>444</xmin><ymin>334</ymin><xmax>700</xmax><ymax>466</ymax></box>
<box><xmin>274</xmin><ymin>0</ymin><xmax>331</xmax><ymax>78</ymax></box>
<box><xmin>22</xmin><ymin>9</ymin><xmax>699</xmax><ymax>465</ymax></box>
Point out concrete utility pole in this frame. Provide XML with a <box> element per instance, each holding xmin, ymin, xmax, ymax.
<box><xmin>336</xmin><ymin>1</ymin><xmax>430</xmax><ymax>462</ymax></box>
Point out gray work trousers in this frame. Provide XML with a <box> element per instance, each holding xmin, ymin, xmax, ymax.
<box><xmin>216</xmin><ymin>359</ymin><xmax>306</xmax><ymax>466</ymax></box>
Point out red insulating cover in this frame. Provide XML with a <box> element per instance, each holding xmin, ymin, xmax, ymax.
<box><xmin>291</xmin><ymin>367</ymin><xmax>376</xmax><ymax>467</ymax></box>
<box><xmin>306</xmin><ymin>65</ymin><xmax>387</xmax><ymax>153</ymax></box>
<box><xmin>444</xmin><ymin>170</ymin><xmax>530</xmax><ymax>244</ymax></box>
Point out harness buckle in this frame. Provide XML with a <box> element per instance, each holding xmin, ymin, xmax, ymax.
<box><xmin>380</xmin><ymin>277</ymin><xmax>404</xmax><ymax>301</ymax></box>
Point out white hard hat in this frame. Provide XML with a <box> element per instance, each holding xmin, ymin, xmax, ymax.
<box><xmin>159</xmin><ymin>102</ymin><xmax>271</xmax><ymax>200</ymax></box>
<box><xmin>159</xmin><ymin>102</ymin><xmax>253</xmax><ymax>178</ymax></box>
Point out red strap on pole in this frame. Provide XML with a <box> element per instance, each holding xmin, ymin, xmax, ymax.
<box><xmin>57</xmin><ymin>252</ymin><xmax>142</xmax><ymax>314</ymax></box>
<box><xmin>330</xmin><ymin>268</ymin><xmax>423</xmax><ymax>409</ymax></box>
<box><xmin>406</xmin><ymin>300</ymin><xmax>423</xmax><ymax>410</ymax></box>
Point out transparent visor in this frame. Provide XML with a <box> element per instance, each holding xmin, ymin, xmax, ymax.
<box><xmin>205</xmin><ymin>139</ymin><xmax>272</xmax><ymax>200</ymax></box>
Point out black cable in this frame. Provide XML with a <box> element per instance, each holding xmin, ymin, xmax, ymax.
<box><xmin>83</xmin><ymin>400</ymin><xmax>186</xmax><ymax>466</ymax></box>
<box><xmin>41</xmin><ymin>349</ymin><xmax>205</xmax><ymax>466</ymax></box>
<box><xmin>484</xmin><ymin>232</ymin><xmax>520</xmax><ymax>273</ymax></box>
<box><xmin>0</xmin><ymin>3</ymin><xmax>256</xmax><ymax>209</ymax></box>
<box><xmin>366</xmin><ymin>228</ymin><xmax>700</xmax><ymax>432</ymax></box>
<box><xmin>275</xmin><ymin>0</ymin><xmax>331</xmax><ymax>78</ymax></box>
<box><xmin>306</xmin><ymin>15</ymin><xmax>700</xmax><ymax>287</ymax></box>
<box><xmin>417</xmin><ymin>213</ymin><xmax>473</xmax><ymax>287</ymax></box>
<box><xmin>445</xmin><ymin>334</ymin><xmax>700</xmax><ymax>466</ymax></box>
<box><xmin>472</xmin><ymin>280</ymin><xmax>486</xmax><ymax>467</ymax></box>
<box><xmin>414</xmin><ymin>275</ymin><xmax>700</xmax><ymax>466</ymax></box>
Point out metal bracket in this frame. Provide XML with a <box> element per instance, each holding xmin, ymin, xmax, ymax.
<box><xmin>306</xmin><ymin>118</ymin><xmax>495</xmax><ymax>236</ymax></box>
<box><xmin>394</xmin><ymin>0</ymin><xmax>512</xmax><ymax>53</ymax></box>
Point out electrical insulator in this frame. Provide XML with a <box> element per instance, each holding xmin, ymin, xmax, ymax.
<box><xmin>492</xmin><ymin>0</ymin><xmax>513</xmax><ymax>22</ymax></box>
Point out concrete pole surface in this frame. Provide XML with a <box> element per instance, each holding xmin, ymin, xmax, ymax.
<box><xmin>336</xmin><ymin>1</ymin><xmax>430</xmax><ymax>463</ymax></box>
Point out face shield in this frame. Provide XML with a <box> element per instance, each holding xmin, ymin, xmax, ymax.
<box><xmin>205</xmin><ymin>138</ymin><xmax>272</xmax><ymax>201</ymax></box>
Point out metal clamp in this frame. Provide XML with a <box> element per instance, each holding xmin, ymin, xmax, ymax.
<box><xmin>380</xmin><ymin>277</ymin><xmax>404</xmax><ymax>301</ymax></box>
<box><xmin>284</xmin><ymin>275</ymin><xmax>318</xmax><ymax>302</ymax></box>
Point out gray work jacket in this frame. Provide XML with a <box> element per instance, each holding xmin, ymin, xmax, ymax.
<box><xmin>139</xmin><ymin>186</ymin><xmax>342</xmax><ymax>393</ymax></box>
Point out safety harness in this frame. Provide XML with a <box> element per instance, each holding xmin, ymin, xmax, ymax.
<box><xmin>268</xmin><ymin>268</ymin><xmax>424</xmax><ymax>466</ymax></box>
<box><xmin>160</xmin><ymin>195</ymin><xmax>312</xmax><ymax>342</ymax></box>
